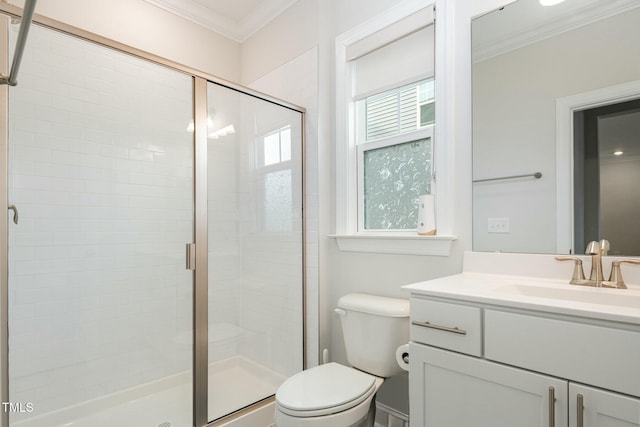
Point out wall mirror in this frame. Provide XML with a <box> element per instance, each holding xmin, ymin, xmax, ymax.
<box><xmin>471</xmin><ymin>0</ymin><xmax>640</xmax><ymax>256</ymax></box>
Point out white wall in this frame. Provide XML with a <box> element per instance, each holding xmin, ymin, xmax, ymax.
<box><xmin>472</xmin><ymin>7</ymin><xmax>640</xmax><ymax>254</ymax></box>
<box><xmin>240</xmin><ymin>0</ymin><xmax>320</xmax><ymax>85</ymax></box>
<box><xmin>240</xmin><ymin>0</ymin><xmax>409</xmax><ymax>85</ymax></box>
<box><xmin>9</xmin><ymin>0</ymin><xmax>241</xmax><ymax>81</ymax></box>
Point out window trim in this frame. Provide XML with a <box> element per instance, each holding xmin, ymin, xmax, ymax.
<box><xmin>333</xmin><ymin>0</ymin><xmax>456</xmax><ymax>256</ymax></box>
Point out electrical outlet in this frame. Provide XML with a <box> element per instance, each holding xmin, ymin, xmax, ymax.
<box><xmin>488</xmin><ymin>217</ymin><xmax>510</xmax><ymax>233</ymax></box>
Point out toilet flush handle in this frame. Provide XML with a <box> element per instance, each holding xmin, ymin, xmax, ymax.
<box><xmin>334</xmin><ymin>308</ymin><xmax>347</xmax><ymax>317</ymax></box>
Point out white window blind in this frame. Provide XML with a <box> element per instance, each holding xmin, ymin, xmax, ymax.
<box><xmin>352</xmin><ymin>24</ymin><xmax>434</xmax><ymax>99</ymax></box>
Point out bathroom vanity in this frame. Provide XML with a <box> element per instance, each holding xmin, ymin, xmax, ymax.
<box><xmin>404</xmin><ymin>254</ymin><xmax>640</xmax><ymax>427</ymax></box>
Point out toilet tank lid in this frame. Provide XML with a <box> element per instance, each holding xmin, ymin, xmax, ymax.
<box><xmin>337</xmin><ymin>293</ymin><xmax>409</xmax><ymax>317</ymax></box>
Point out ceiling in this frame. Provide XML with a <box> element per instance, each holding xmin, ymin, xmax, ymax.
<box><xmin>143</xmin><ymin>0</ymin><xmax>298</xmax><ymax>42</ymax></box>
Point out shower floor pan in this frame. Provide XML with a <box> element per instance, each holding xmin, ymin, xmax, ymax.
<box><xmin>12</xmin><ymin>356</ymin><xmax>285</xmax><ymax>427</ymax></box>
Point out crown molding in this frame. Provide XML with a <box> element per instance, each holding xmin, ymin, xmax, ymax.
<box><xmin>473</xmin><ymin>0</ymin><xmax>640</xmax><ymax>63</ymax></box>
<box><xmin>144</xmin><ymin>0</ymin><xmax>298</xmax><ymax>43</ymax></box>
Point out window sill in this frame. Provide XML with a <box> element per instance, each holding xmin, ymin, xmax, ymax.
<box><xmin>329</xmin><ymin>233</ymin><xmax>457</xmax><ymax>256</ymax></box>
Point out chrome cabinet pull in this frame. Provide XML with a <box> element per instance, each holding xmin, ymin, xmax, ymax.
<box><xmin>8</xmin><ymin>205</ymin><xmax>18</xmax><ymax>224</ymax></box>
<box><xmin>411</xmin><ymin>320</ymin><xmax>467</xmax><ymax>335</ymax></box>
<box><xmin>548</xmin><ymin>387</ymin><xmax>555</xmax><ymax>427</ymax></box>
<box><xmin>577</xmin><ymin>394</ymin><xmax>584</xmax><ymax>427</ymax></box>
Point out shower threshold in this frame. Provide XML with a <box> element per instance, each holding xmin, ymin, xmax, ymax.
<box><xmin>11</xmin><ymin>356</ymin><xmax>285</xmax><ymax>427</ymax></box>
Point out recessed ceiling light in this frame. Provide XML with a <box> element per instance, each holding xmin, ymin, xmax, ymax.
<box><xmin>539</xmin><ymin>0</ymin><xmax>566</xmax><ymax>6</ymax></box>
<box><xmin>614</xmin><ymin>150</ymin><xmax>624</xmax><ymax>156</ymax></box>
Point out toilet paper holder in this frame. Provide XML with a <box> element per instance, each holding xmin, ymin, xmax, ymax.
<box><xmin>396</xmin><ymin>344</ymin><xmax>410</xmax><ymax>371</ymax></box>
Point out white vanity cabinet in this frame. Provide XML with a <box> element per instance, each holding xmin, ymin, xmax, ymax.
<box><xmin>408</xmin><ymin>295</ymin><xmax>640</xmax><ymax>427</ymax></box>
<box><xmin>410</xmin><ymin>343</ymin><xmax>568</xmax><ymax>427</ymax></box>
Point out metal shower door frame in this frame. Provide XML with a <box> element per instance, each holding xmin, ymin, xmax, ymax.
<box><xmin>1</xmin><ymin>14</ymin><xmax>10</xmax><ymax>427</ymax></box>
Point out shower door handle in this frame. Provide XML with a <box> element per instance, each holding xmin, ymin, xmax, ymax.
<box><xmin>186</xmin><ymin>243</ymin><xmax>196</xmax><ymax>270</ymax></box>
<box><xmin>8</xmin><ymin>205</ymin><xmax>18</xmax><ymax>224</ymax></box>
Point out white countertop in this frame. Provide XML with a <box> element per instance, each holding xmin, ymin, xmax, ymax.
<box><xmin>403</xmin><ymin>272</ymin><xmax>640</xmax><ymax>325</ymax></box>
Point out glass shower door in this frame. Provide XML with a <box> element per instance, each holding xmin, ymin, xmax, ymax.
<box><xmin>3</xmin><ymin>12</ymin><xmax>306</xmax><ymax>427</ymax></box>
<box><xmin>205</xmin><ymin>82</ymin><xmax>304</xmax><ymax>421</ymax></box>
<box><xmin>7</xmin><ymin>24</ymin><xmax>194</xmax><ymax>426</ymax></box>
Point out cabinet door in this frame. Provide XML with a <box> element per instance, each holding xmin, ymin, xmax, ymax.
<box><xmin>409</xmin><ymin>343</ymin><xmax>568</xmax><ymax>427</ymax></box>
<box><xmin>570</xmin><ymin>384</ymin><xmax>640</xmax><ymax>427</ymax></box>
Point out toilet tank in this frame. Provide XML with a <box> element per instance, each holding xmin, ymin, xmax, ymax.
<box><xmin>336</xmin><ymin>293</ymin><xmax>410</xmax><ymax>377</ymax></box>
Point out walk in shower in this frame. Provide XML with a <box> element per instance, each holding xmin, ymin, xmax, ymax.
<box><xmin>1</xmin><ymin>8</ymin><xmax>304</xmax><ymax>427</ymax></box>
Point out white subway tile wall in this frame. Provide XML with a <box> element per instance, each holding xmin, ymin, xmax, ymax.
<box><xmin>8</xmin><ymin>25</ymin><xmax>194</xmax><ymax>420</ymax></box>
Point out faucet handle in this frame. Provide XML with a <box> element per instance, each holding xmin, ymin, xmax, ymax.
<box><xmin>599</xmin><ymin>239</ymin><xmax>610</xmax><ymax>256</ymax></box>
<box><xmin>606</xmin><ymin>259</ymin><xmax>640</xmax><ymax>289</ymax></box>
<box><xmin>555</xmin><ymin>256</ymin><xmax>586</xmax><ymax>285</ymax></box>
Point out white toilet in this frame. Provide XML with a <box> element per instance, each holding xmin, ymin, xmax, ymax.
<box><xmin>275</xmin><ymin>293</ymin><xmax>410</xmax><ymax>427</ymax></box>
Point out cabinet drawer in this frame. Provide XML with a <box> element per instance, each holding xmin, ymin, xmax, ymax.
<box><xmin>485</xmin><ymin>310</ymin><xmax>640</xmax><ymax>397</ymax></box>
<box><xmin>410</xmin><ymin>298</ymin><xmax>482</xmax><ymax>356</ymax></box>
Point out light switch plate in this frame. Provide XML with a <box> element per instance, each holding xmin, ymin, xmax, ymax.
<box><xmin>488</xmin><ymin>217</ymin><xmax>509</xmax><ymax>233</ymax></box>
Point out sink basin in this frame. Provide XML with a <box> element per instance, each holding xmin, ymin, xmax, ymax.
<box><xmin>496</xmin><ymin>283</ymin><xmax>640</xmax><ymax>308</ymax></box>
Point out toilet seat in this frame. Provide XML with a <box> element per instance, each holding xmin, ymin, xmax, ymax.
<box><xmin>276</xmin><ymin>363</ymin><xmax>377</xmax><ymax>418</ymax></box>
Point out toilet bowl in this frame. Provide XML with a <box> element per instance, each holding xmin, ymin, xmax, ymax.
<box><xmin>274</xmin><ymin>293</ymin><xmax>410</xmax><ymax>427</ymax></box>
<box><xmin>275</xmin><ymin>362</ymin><xmax>383</xmax><ymax>427</ymax></box>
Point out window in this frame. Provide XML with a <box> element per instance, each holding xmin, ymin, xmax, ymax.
<box><xmin>263</xmin><ymin>169</ymin><xmax>292</xmax><ymax>232</ymax></box>
<box><xmin>333</xmin><ymin>3</ymin><xmax>456</xmax><ymax>255</ymax></box>
<box><xmin>262</xmin><ymin>125</ymin><xmax>291</xmax><ymax>166</ymax></box>
<box><xmin>357</xmin><ymin>79</ymin><xmax>435</xmax><ymax>231</ymax></box>
<box><xmin>259</xmin><ymin>125</ymin><xmax>293</xmax><ymax>232</ymax></box>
